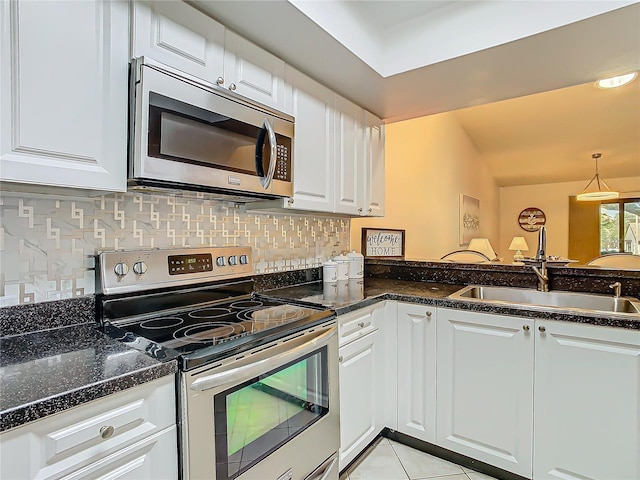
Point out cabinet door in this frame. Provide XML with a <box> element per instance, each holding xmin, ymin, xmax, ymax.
<box><xmin>284</xmin><ymin>67</ymin><xmax>334</xmax><ymax>213</ymax></box>
<box><xmin>397</xmin><ymin>303</ymin><xmax>437</xmax><ymax>443</ymax></box>
<box><xmin>534</xmin><ymin>321</ymin><xmax>640</xmax><ymax>480</ymax></box>
<box><xmin>0</xmin><ymin>0</ymin><xmax>128</xmax><ymax>192</ymax></box>
<box><xmin>0</xmin><ymin>377</ymin><xmax>176</xmax><ymax>480</ymax></box>
<box><xmin>436</xmin><ymin>308</ymin><xmax>534</xmax><ymax>478</ymax></box>
<box><xmin>334</xmin><ymin>95</ymin><xmax>365</xmax><ymax>215</ymax></box>
<box><xmin>338</xmin><ymin>328</ymin><xmax>379</xmax><ymax>471</ymax></box>
<box><xmin>223</xmin><ymin>30</ymin><xmax>286</xmax><ymax>111</ymax></box>
<box><xmin>131</xmin><ymin>1</ymin><xmax>224</xmax><ymax>83</ymax></box>
<box><xmin>364</xmin><ymin>111</ymin><xmax>385</xmax><ymax>217</ymax></box>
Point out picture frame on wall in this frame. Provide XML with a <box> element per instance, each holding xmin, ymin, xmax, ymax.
<box><xmin>459</xmin><ymin>194</ymin><xmax>480</xmax><ymax>245</ymax></box>
<box><xmin>361</xmin><ymin>228</ymin><xmax>405</xmax><ymax>258</ymax></box>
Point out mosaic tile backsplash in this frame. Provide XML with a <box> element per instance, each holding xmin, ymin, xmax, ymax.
<box><xmin>0</xmin><ymin>192</ymin><xmax>350</xmax><ymax>306</ymax></box>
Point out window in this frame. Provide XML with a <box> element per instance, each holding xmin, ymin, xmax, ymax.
<box><xmin>600</xmin><ymin>198</ymin><xmax>640</xmax><ymax>254</ymax></box>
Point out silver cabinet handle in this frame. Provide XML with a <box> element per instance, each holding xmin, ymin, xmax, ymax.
<box><xmin>216</xmin><ymin>76</ymin><xmax>224</xmax><ymax>85</ymax></box>
<box><xmin>100</xmin><ymin>425</ymin><xmax>115</xmax><ymax>439</ymax></box>
<box><xmin>523</xmin><ymin>325</ymin><xmax>530</xmax><ymax>331</ymax></box>
<box><xmin>539</xmin><ymin>325</ymin><xmax>546</xmax><ymax>333</ymax></box>
<box><xmin>229</xmin><ymin>83</ymin><xmax>237</xmax><ymax>91</ymax></box>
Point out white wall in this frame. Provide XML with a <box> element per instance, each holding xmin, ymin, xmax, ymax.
<box><xmin>351</xmin><ymin>112</ymin><xmax>500</xmax><ymax>260</ymax></box>
<box><xmin>499</xmin><ymin>177</ymin><xmax>640</xmax><ymax>259</ymax></box>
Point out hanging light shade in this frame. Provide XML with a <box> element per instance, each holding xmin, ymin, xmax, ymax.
<box><xmin>576</xmin><ymin>153</ymin><xmax>619</xmax><ymax>201</ymax></box>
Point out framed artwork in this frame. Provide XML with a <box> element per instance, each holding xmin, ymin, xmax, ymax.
<box><xmin>518</xmin><ymin>207</ymin><xmax>546</xmax><ymax>232</ymax></box>
<box><xmin>459</xmin><ymin>194</ymin><xmax>480</xmax><ymax>245</ymax></box>
<box><xmin>361</xmin><ymin>228</ymin><xmax>405</xmax><ymax>258</ymax></box>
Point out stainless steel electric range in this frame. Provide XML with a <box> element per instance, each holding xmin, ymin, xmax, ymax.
<box><xmin>96</xmin><ymin>247</ymin><xmax>339</xmax><ymax>480</ymax></box>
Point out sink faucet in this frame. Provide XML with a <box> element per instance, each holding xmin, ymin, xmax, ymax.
<box><xmin>609</xmin><ymin>282</ymin><xmax>622</xmax><ymax>298</ymax></box>
<box><xmin>531</xmin><ymin>226</ymin><xmax>549</xmax><ymax>292</ymax></box>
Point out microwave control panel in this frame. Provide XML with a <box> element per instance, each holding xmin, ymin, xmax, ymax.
<box><xmin>274</xmin><ymin>144</ymin><xmax>290</xmax><ymax>182</ymax></box>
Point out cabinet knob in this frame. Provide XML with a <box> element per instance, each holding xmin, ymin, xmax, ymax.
<box><xmin>338</xmin><ymin>356</ymin><xmax>343</xmax><ymax>363</ymax></box>
<box><xmin>426</xmin><ymin>311</ymin><xmax>432</xmax><ymax>317</ymax></box>
<box><xmin>358</xmin><ymin>208</ymin><xmax>363</xmax><ymax>213</ymax></box>
<box><xmin>216</xmin><ymin>76</ymin><xmax>224</xmax><ymax>86</ymax></box>
<box><xmin>100</xmin><ymin>425</ymin><xmax>115</xmax><ymax>439</ymax></box>
<box><xmin>229</xmin><ymin>83</ymin><xmax>237</xmax><ymax>91</ymax></box>
<box><xmin>523</xmin><ymin>325</ymin><xmax>530</xmax><ymax>331</ymax></box>
<box><xmin>539</xmin><ymin>325</ymin><xmax>546</xmax><ymax>333</ymax></box>
<box><xmin>287</xmin><ymin>198</ymin><xmax>294</xmax><ymax>205</ymax></box>
<box><xmin>368</xmin><ymin>208</ymin><xmax>373</xmax><ymax>213</ymax></box>
<box><xmin>357</xmin><ymin>322</ymin><xmax>365</xmax><ymax>328</ymax></box>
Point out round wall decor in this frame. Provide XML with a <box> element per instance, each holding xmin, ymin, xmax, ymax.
<box><xmin>518</xmin><ymin>207</ymin><xmax>546</xmax><ymax>232</ymax></box>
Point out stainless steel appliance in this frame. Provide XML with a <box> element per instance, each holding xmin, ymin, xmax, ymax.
<box><xmin>96</xmin><ymin>247</ymin><xmax>339</xmax><ymax>480</ymax></box>
<box><xmin>129</xmin><ymin>57</ymin><xmax>294</xmax><ymax>200</ymax></box>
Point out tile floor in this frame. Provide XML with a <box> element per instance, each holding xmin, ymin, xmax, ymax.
<box><xmin>340</xmin><ymin>438</ymin><xmax>498</xmax><ymax>480</ymax></box>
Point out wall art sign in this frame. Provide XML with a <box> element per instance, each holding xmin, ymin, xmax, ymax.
<box><xmin>518</xmin><ymin>207</ymin><xmax>546</xmax><ymax>232</ymax></box>
<box><xmin>459</xmin><ymin>194</ymin><xmax>480</xmax><ymax>245</ymax></box>
<box><xmin>361</xmin><ymin>228</ymin><xmax>405</xmax><ymax>258</ymax></box>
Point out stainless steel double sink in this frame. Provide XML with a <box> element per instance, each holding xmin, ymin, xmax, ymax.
<box><xmin>450</xmin><ymin>285</ymin><xmax>640</xmax><ymax>315</ymax></box>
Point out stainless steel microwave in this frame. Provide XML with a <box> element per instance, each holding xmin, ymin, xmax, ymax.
<box><xmin>129</xmin><ymin>57</ymin><xmax>293</xmax><ymax>199</ymax></box>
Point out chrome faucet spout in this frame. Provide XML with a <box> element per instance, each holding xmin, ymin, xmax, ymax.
<box><xmin>535</xmin><ymin>226</ymin><xmax>547</xmax><ymax>262</ymax></box>
<box><xmin>532</xmin><ymin>226</ymin><xmax>549</xmax><ymax>291</ymax></box>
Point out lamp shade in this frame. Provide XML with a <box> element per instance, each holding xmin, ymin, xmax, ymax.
<box><xmin>468</xmin><ymin>238</ymin><xmax>496</xmax><ymax>260</ymax></box>
<box><xmin>508</xmin><ymin>237</ymin><xmax>529</xmax><ymax>252</ymax></box>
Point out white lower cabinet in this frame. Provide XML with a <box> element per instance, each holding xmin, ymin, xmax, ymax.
<box><xmin>436</xmin><ymin>308</ymin><xmax>534</xmax><ymax>477</ymax></box>
<box><xmin>0</xmin><ymin>376</ymin><xmax>177</xmax><ymax>480</ymax></box>
<box><xmin>533</xmin><ymin>320</ymin><xmax>640</xmax><ymax>480</ymax></box>
<box><xmin>338</xmin><ymin>302</ymin><xmax>395</xmax><ymax>471</ymax></box>
<box><xmin>396</xmin><ymin>303</ymin><xmax>437</xmax><ymax>444</ymax></box>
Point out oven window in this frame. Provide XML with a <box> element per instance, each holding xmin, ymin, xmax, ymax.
<box><xmin>214</xmin><ymin>347</ymin><xmax>329</xmax><ymax>480</ymax></box>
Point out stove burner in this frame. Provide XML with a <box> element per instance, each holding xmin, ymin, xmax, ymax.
<box><xmin>237</xmin><ymin>305</ymin><xmax>307</xmax><ymax>328</ymax></box>
<box><xmin>140</xmin><ymin>317</ymin><xmax>184</xmax><ymax>329</ymax></box>
<box><xmin>188</xmin><ymin>308</ymin><xmax>232</xmax><ymax>319</ymax></box>
<box><xmin>173</xmin><ymin>322</ymin><xmax>241</xmax><ymax>344</ymax></box>
<box><xmin>229</xmin><ymin>300</ymin><xmax>263</xmax><ymax>310</ymax></box>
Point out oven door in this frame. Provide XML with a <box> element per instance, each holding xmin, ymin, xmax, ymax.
<box><xmin>182</xmin><ymin>323</ymin><xmax>339</xmax><ymax>480</ymax></box>
<box><xmin>130</xmin><ymin>57</ymin><xmax>293</xmax><ymax>198</ymax></box>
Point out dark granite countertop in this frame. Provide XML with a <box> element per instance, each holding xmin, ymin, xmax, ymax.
<box><xmin>263</xmin><ymin>278</ymin><xmax>640</xmax><ymax>330</ymax></box>
<box><xmin>0</xmin><ymin>324</ymin><xmax>177</xmax><ymax>433</ymax></box>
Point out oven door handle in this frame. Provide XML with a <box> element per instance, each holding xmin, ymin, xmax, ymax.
<box><xmin>189</xmin><ymin>326</ymin><xmax>336</xmax><ymax>392</ymax></box>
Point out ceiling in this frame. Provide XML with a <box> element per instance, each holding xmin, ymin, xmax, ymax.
<box><xmin>192</xmin><ymin>0</ymin><xmax>640</xmax><ymax>187</ymax></box>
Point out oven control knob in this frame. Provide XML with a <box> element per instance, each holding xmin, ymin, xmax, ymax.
<box><xmin>216</xmin><ymin>256</ymin><xmax>226</xmax><ymax>267</ymax></box>
<box><xmin>239</xmin><ymin>254</ymin><xmax>249</xmax><ymax>265</ymax></box>
<box><xmin>114</xmin><ymin>262</ymin><xmax>129</xmax><ymax>277</ymax></box>
<box><xmin>228</xmin><ymin>255</ymin><xmax>238</xmax><ymax>266</ymax></box>
<box><xmin>133</xmin><ymin>261</ymin><xmax>148</xmax><ymax>275</ymax></box>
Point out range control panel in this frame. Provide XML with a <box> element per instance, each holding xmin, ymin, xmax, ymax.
<box><xmin>98</xmin><ymin>246</ymin><xmax>253</xmax><ymax>295</ymax></box>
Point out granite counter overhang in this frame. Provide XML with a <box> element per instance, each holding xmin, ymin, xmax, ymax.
<box><xmin>262</xmin><ymin>278</ymin><xmax>640</xmax><ymax>330</ymax></box>
<box><xmin>0</xmin><ymin>324</ymin><xmax>178</xmax><ymax>433</ymax></box>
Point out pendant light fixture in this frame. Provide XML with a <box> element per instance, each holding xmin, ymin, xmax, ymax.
<box><xmin>576</xmin><ymin>153</ymin><xmax>619</xmax><ymax>201</ymax></box>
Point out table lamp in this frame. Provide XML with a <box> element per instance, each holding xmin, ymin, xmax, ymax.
<box><xmin>468</xmin><ymin>238</ymin><xmax>497</xmax><ymax>260</ymax></box>
<box><xmin>509</xmin><ymin>236</ymin><xmax>529</xmax><ymax>262</ymax></box>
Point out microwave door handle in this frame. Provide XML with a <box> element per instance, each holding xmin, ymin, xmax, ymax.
<box><xmin>255</xmin><ymin>118</ymin><xmax>277</xmax><ymax>189</ymax></box>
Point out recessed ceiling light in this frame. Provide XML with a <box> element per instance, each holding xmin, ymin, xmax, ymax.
<box><xmin>596</xmin><ymin>72</ymin><xmax>638</xmax><ymax>89</ymax></box>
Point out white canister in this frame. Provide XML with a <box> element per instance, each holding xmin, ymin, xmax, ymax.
<box><xmin>333</xmin><ymin>253</ymin><xmax>350</xmax><ymax>281</ymax></box>
<box><xmin>322</xmin><ymin>260</ymin><xmax>338</xmax><ymax>283</ymax></box>
<box><xmin>347</xmin><ymin>250</ymin><xmax>364</xmax><ymax>278</ymax></box>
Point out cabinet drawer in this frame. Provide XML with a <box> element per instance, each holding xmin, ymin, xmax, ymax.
<box><xmin>0</xmin><ymin>376</ymin><xmax>176</xmax><ymax>480</ymax></box>
<box><xmin>338</xmin><ymin>305</ymin><xmax>378</xmax><ymax>346</ymax></box>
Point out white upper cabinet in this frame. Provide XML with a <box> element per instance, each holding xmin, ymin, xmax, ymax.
<box><xmin>0</xmin><ymin>0</ymin><xmax>128</xmax><ymax>192</ymax></box>
<box><xmin>334</xmin><ymin>95</ymin><xmax>365</xmax><ymax>216</ymax></box>
<box><xmin>131</xmin><ymin>0</ymin><xmax>225</xmax><ymax>82</ymax></box>
<box><xmin>284</xmin><ymin>67</ymin><xmax>334</xmax><ymax>212</ymax></box>
<box><xmin>364</xmin><ymin>112</ymin><xmax>385</xmax><ymax>217</ymax></box>
<box><xmin>223</xmin><ymin>31</ymin><xmax>286</xmax><ymax>112</ymax></box>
